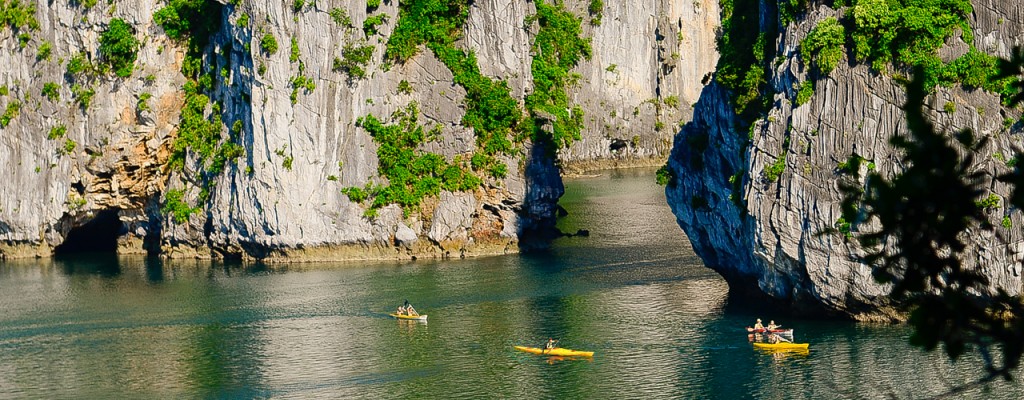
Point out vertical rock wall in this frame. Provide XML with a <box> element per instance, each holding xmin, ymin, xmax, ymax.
<box><xmin>0</xmin><ymin>0</ymin><xmax>718</xmax><ymax>260</ymax></box>
<box><xmin>667</xmin><ymin>2</ymin><xmax>1024</xmax><ymax>319</ymax></box>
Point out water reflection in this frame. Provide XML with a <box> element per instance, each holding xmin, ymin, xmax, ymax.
<box><xmin>0</xmin><ymin>169</ymin><xmax>1022</xmax><ymax>398</ymax></box>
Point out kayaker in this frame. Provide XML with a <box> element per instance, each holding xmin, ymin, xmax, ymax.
<box><xmin>767</xmin><ymin>320</ymin><xmax>778</xmax><ymax>331</ymax></box>
<box><xmin>753</xmin><ymin>318</ymin><xmax>764</xmax><ymax>331</ymax></box>
<box><xmin>545</xmin><ymin>338</ymin><xmax>558</xmax><ymax>350</ymax></box>
<box><xmin>767</xmin><ymin>333</ymin><xmax>780</xmax><ymax>344</ymax></box>
<box><xmin>406</xmin><ymin>304</ymin><xmax>418</xmax><ymax>316</ymax></box>
<box><xmin>396</xmin><ymin>305</ymin><xmax>406</xmax><ymax>315</ymax></box>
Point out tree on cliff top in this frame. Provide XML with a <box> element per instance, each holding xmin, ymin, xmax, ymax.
<box><xmin>842</xmin><ymin>48</ymin><xmax>1024</xmax><ymax>392</ymax></box>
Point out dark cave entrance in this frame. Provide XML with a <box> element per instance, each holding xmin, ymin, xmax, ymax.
<box><xmin>54</xmin><ymin>209</ymin><xmax>125</xmax><ymax>254</ymax></box>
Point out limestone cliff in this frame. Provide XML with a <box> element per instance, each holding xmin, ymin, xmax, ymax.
<box><xmin>0</xmin><ymin>0</ymin><xmax>717</xmax><ymax>260</ymax></box>
<box><xmin>667</xmin><ymin>0</ymin><xmax>1024</xmax><ymax>319</ymax></box>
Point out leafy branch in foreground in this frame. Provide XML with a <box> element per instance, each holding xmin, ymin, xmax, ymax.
<box><xmin>841</xmin><ymin>50</ymin><xmax>1024</xmax><ymax>385</ymax></box>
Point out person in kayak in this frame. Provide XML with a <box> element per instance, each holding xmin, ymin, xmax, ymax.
<box><xmin>767</xmin><ymin>320</ymin><xmax>778</xmax><ymax>331</ymax></box>
<box><xmin>396</xmin><ymin>305</ymin><xmax>406</xmax><ymax>315</ymax></box>
<box><xmin>545</xmin><ymin>338</ymin><xmax>558</xmax><ymax>350</ymax></box>
<box><xmin>403</xmin><ymin>300</ymin><xmax>418</xmax><ymax>316</ymax></box>
<box><xmin>753</xmin><ymin>318</ymin><xmax>764</xmax><ymax>331</ymax></box>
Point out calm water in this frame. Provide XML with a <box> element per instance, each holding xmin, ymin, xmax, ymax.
<box><xmin>1</xmin><ymin>168</ymin><xmax>1021</xmax><ymax>399</ymax></box>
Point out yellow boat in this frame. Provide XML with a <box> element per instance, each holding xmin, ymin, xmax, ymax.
<box><xmin>514</xmin><ymin>345</ymin><xmax>594</xmax><ymax>357</ymax></box>
<box><xmin>753</xmin><ymin>342</ymin><xmax>809</xmax><ymax>350</ymax></box>
<box><xmin>389</xmin><ymin>313</ymin><xmax>427</xmax><ymax>320</ymax></box>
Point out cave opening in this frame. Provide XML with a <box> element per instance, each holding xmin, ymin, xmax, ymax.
<box><xmin>55</xmin><ymin>209</ymin><xmax>125</xmax><ymax>254</ymax></box>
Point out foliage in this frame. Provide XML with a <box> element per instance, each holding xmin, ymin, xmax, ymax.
<box><xmin>289</xmin><ymin>73</ymin><xmax>316</xmax><ymax>103</ymax></box>
<box><xmin>36</xmin><ymin>41</ymin><xmax>51</xmax><ymax>61</ymax></box>
<box><xmin>60</xmin><ymin>138</ymin><xmax>76</xmax><ymax>156</ymax></box>
<box><xmin>763</xmin><ymin>155</ymin><xmax>786</xmax><ymax>182</ymax></box>
<box><xmin>41</xmin><ymin>82</ymin><xmax>59</xmax><ymax>102</ymax></box>
<box><xmin>363</xmin><ymin>13</ymin><xmax>387</xmax><ymax>36</ymax></box>
<box><xmin>588</xmin><ymin>0</ymin><xmax>602</xmax><ymax>26</ymax></box>
<box><xmin>663</xmin><ymin>95</ymin><xmax>679</xmax><ymax>109</ymax></box>
<box><xmin>154</xmin><ymin>0</ymin><xmax>222</xmax><ymax>48</ymax></box>
<box><xmin>837</xmin><ymin>153</ymin><xmax>866</xmax><ymax>175</ymax></box>
<box><xmin>778</xmin><ymin>0</ymin><xmax>807</xmax><ymax>26</ymax></box>
<box><xmin>99</xmin><ymin>18</ymin><xmax>140</xmax><ymax>77</ymax></box>
<box><xmin>236</xmin><ymin>13</ymin><xmax>249</xmax><ymax>28</ymax></box>
<box><xmin>292</xmin><ymin>0</ymin><xmax>305</xmax><ymax>12</ymax></box>
<box><xmin>162</xmin><ymin>189</ymin><xmax>198</xmax><ymax>224</ymax></box>
<box><xmin>289</xmin><ymin>37</ymin><xmax>300</xmax><ymax>63</ymax></box>
<box><xmin>334</xmin><ymin>43</ymin><xmax>374</xmax><ymax>80</ymax></box>
<box><xmin>345</xmin><ymin>103</ymin><xmax>482</xmax><ymax>216</ymax></box>
<box><xmin>397</xmin><ymin>79</ymin><xmax>413</xmax><ymax>94</ymax></box>
<box><xmin>656</xmin><ymin>163</ymin><xmax>674</xmax><ymax>186</ymax></box>
<box><xmin>0</xmin><ymin>99</ymin><xmax>20</xmax><ymax>127</ymax></box>
<box><xmin>714</xmin><ymin>0</ymin><xmax>774</xmax><ymax>120</ymax></box>
<box><xmin>71</xmin><ymin>84</ymin><xmax>95</xmax><ymax>109</ymax></box>
<box><xmin>367</xmin><ymin>0</ymin><xmax>381</xmax><ymax>10</ymax></box>
<box><xmin>137</xmin><ymin>92</ymin><xmax>153</xmax><ymax>112</ymax></box>
<box><xmin>0</xmin><ymin>0</ymin><xmax>39</xmax><ymax>32</ymax></box>
<box><xmin>841</xmin><ymin>59</ymin><xmax>1024</xmax><ymax>385</ymax></box>
<box><xmin>1002</xmin><ymin>216</ymin><xmax>1012</xmax><ymax>229</ymax></box>
<box><xmin>48</xmin><ymin>124</ymin><xmax>67</xmax><ymax>140</ymax></box>
<box><xmin>801</xmin><ymin>17</ymin><xmax>845</xmax><ymax>75</ymax></box>
<box><xmin>834</xmin><ymin>216</ymin><xmax>852</xmax><ymax>238</ymax></box>
<box><xmin>385</xmin><ymin>0</ymin><xmax>520</xmax><ymax>177</ymax></box>
<box><xmin>260</xmin><ymin>33</ymin><xmax>278</xmax><ymax>55</ymax></box>
<box><xmin>329</xmin><ymin>8</ymin><xmax>352</xmax><ymax>27</ymax></box>
<box><xmin>66</xmin><ymin>52</ymin><xmax>91</xmax><ymax>76</ymax></box>
<box><xmin>168</xmin><ymin>81</ymin><xmax>237</xmax><ymax>174</ymax></box>
<box><xmin>975</xmin><ymin>193</ymin><xmax>1000</xmax><ymax>210</ymax></box>
<box><xmin>794</xmin><ymin>79</ymin><xmax>814</xmax><ymax>106</ymax></box>
<box><xmin>848</xmin><ymin>0</ymin><xmax>972</xmax><ymax>86</ymax></box>
<box><xmin>525</xmin><ymin>1</ymin><xmax>592</xmax><ymax>150</ymax></box>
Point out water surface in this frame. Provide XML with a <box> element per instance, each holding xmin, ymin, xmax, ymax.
<box><xmin>0</xmin><ymin>168</ymin><xmax>1020</xmax><ymax>398</ymax></box>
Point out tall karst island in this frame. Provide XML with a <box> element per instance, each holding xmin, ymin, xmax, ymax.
<box><xmin>665</xmin><ymin>0</ymin><xmax>1024</xmax><ymax>320</ymax></box>
<box><xmin>0</xmin><ymin>0</ymin><xmax>718</xmax><ymax>260</ymax></box>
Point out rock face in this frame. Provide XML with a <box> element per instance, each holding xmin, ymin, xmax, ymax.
<box><xmin>0</xmin><ymin>0</ymin><xmax>718</xmax><ymax>260</ymax></box>
<box><xmin>667</xmin><ymin>2</ymin><xmax>1024</xmax><ymax>319</ymax></box>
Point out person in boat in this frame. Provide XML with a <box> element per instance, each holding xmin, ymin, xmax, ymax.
<box><xmin>402</xmin><ymin>300</ymin><xmax>418</xmax><ymax>316</ymax></box>
<box><xmin>545</xmin><ymin>338</ymin><xmax>558</xmax><ymax>350</ymax></box>
<box><xmin>753</xmin><ymin>318</ymin><xmax>765</xmax><ymax>331</ymax></box>
<box><xmin>396</xmin><ymin>305</ymin><xmax>406</xmax><ymax>316</ymax></box>
<box><xmin>767</xmin><ymin>320</ymin><xmax>778</xmax><ymax>331</ymax></box>
<box><xmin>767</xmin><ymin>333</ymin><xmax>780</xmax><ymax>344</ymax></box>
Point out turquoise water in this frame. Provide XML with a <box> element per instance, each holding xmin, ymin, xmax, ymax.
<box><xmin>0</xmin><ymin>169</ymin><xmax>1020</xmax><ymax>399</ymax></box>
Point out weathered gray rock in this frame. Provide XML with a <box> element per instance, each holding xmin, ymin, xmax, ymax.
<box><xmin>0</xmin><ymin>0</ymin><xmax>717</xmax><ymax>261</ymax></box>
<box><xmin>667</xmin><ymin>2</ymin><xmax>1024</xmax><ymax>320</ymax></box>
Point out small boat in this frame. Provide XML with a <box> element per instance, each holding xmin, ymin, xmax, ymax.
<box><xmin>389</xmin><ymin>313</ymin><xmax>427</xmax><ymax>320</ymax></box>
<box><xmin>753</xmin><ymin>342</ymin><xmax>809</xmax><ymax>350</ymax></box>
<box><xmin>514</xmin><ymin>345</ymin><xmax>594</xmax><ymax>357</ymax></box>
<box><xmin>746</xmin><ymin>327</ymin><xmax>794</xmax><ymax>335</ymax></box>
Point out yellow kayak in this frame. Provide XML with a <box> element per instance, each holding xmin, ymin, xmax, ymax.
<box><xmin>389</xmin><ymin>313</ymin><xmax>427</xmax><ymax>320</ymax></box>
<box><xmin>514</xmin><ymin>345</ymin><xmax>594</xmax><ymax>357</ymax></box>
<box><xmin>753</xmin><ymin>342</ymin><xmax>809</xmax><ymax>350</ymax></box>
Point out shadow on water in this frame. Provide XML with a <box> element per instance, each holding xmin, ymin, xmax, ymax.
<box><xmin>54</xmin><ymin>252</ymin><xmax>122</xmax><ymax>277</ymax></box>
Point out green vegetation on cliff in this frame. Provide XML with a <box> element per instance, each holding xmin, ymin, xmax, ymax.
<box><xmin>525</xmin><ymin>1</ymin><xmax>592</xmax><ymax>150</ymax></box>
<box><xmin>800</xmin><ymin>17</ymin><xmax>844</xmax><ymax>75</ymax></box>
<box><xmin>155</xmin><ymin>0</ymin><xmax>245</xmax><ymax>223</ymax></box>
<box><xmin>98</xmin><ymin>18</ymin><xmax>140</xmax><ymax>78</ymax></box>
<box><xmin>344</xmin><ymin>103</ymin><xmax>482</xmax><ymax>217</ymax></box>
<box><xmin>0</xmin><ymin>0</ymin><xmax>39</xmax><ymax>32</ymax></box>
<box><xmin>386</xmin><ymin>0</ymin><xmax>520</xmax><ymax>181</ymax></box>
